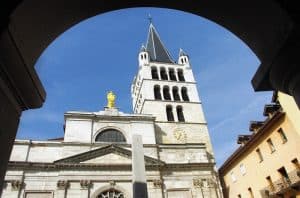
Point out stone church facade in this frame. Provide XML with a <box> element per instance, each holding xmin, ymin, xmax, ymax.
<box><xmin>2</xmin><ymin>23</ymin><xmax>222</xmax><ymax>198</ymax></box>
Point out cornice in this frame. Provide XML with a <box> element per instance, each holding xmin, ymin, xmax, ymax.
<box><xmin>7</xmin><ymin>161</ymin><xmax>214</xmax><ymax>171</ymax></box>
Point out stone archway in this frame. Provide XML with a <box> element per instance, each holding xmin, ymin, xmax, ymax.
<box><xmin>1</xmin><ymin>0</ymin><xmax>300</xmax><ymax>194</ymax></box>
<box><xmin>96</xmin><ymin>189</ymin><xmax>124</xmax><ymax>198</ymax></box>
<box><xmin>91</xmin><ymin>184</ymin><xmax>130</xmax><ymax>198</ymax></box>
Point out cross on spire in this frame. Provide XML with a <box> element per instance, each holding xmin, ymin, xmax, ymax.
<box><xmin>148</xmin><ymin>14</ymin><xmax>152</xmax><ymax>24</ymax></box>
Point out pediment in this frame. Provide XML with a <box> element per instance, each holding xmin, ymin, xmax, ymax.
<box><xmin>55</xmin><ymin>144</ymin><xmax>164</xmax><ymax>166</ymax></box>
<box><xmin>81</xmin><ymin>153</ymin><xmax>132</xmax><ymax>164</ymax></box>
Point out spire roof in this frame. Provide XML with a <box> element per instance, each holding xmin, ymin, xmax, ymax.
<box><xmin>146</xmin><ymin>23</ymin><xmax>174</xmax><ymax>63</ymax></box>
<box><xmin>140</xmin><ymin>44</ymin><xmax>146</xmax><ymax>52</ymax></box>
<box><xmin>179</xmin><ymin>48</ymin><xmax>188</xmax><ymax>57</ymax></box>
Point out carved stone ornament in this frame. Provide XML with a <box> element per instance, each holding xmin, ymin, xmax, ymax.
<box><xmin>109</xmin><ymin>180</ymin><xmax>116</xmax><ymax>187</ymax></box>
<box><xmin>153</xmin><ymin>179</ymin><xmax>162</xmax><ymax>188</ymax></box>
<box><xmin>173</xmin><ymin>128</ymin><xmax>187</xmax><ymax>143</ymax></box>
<box><xmin>11</xmin><ymin>180</ymin><xmax>24</xmax><ymax>190</ymax></box>
<box><xmin>80</xmin><ymin>180</ymin><xmax>92</xmax><ymax>189</ymax></box>
<box><xmin>193</xmin><ymin>178</ymin><xmax>203</xmax><ymax>188</ymax></box>
<box><xmin>57</xmin><ymin>180</ymin><xmax>69</xmax><ymax>190</ymax></box>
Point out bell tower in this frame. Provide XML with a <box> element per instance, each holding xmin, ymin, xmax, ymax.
<box><xmin>131</xmin><ymin>22</ymin><xmax>214</xmax><ymax>155</ymax></box>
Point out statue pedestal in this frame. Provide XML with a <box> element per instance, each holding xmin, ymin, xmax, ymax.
<box><xmin>103</xmin><ymin>107</ymin><xmax>119</xmax><ymax>116</ymax></box>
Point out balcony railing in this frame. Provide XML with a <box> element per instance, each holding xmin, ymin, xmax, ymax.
<box><xmin>260</xmin><ymin>169</ymin><xmax>300</xmax><ymax>197</ymax></box>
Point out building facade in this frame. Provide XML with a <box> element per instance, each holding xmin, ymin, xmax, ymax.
<box><xmin>219</xmin><ymin>92</ymin><xmax>300</xmax><ymax>198</ymax></box>
<box><xmin>2</xmin><ymin>23</ymin><xmax>221</xmax><ymax>198</ymax></box>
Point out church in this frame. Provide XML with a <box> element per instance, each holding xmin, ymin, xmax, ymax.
<box><xmin>2</xmin><ymin>22</ymin><xmax>222</xmax><ymax>198</ymax></box>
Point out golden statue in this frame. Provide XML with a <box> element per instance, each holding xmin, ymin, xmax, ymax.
<box><xmin>107</xmin><ymin>91</ymin><xmax>116</xmax><ymax>108</ymax></box>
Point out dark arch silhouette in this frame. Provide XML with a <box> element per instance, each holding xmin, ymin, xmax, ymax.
<box><xmin>1</xmin><ymin>0</ymin><xmax>300</xmax><ymax>193</ymax></box>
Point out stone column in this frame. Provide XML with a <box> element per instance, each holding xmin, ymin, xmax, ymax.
<box><xmin>132</xmin><ymin>134</ymin><xmax>148</xmax><ymax>198</ymax></box>
<box><xmin>56</xmin><ymin>180</ymin><xmax>68</xmax><ymax>198</ymax></box>
<box><xmin>80</xmin><ymin>180</ymin><xmax>92</xmax><ymax>197</ymax></box>
<box><xmin>11</xmin><ymin>180</ymin><xmax>24</xmax><ymax>197</ymax></box>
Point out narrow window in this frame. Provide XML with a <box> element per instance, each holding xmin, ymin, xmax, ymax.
<box><xmin>151</xmin><ymin>67</ymin><xmax>159</xmax><ymax>79</ymax></box>
<box><xmin>256</xmin><ymin>148</ymin><xmax>263</xmax><ymax>162</ymax></box>
<box><xmin>248</xmin><ymin>187</ymin><xmax>254</xmax><ymax>198</ymax></box>
<box><xmin>144</xmin><ymin>54</ymin><xmax>146</xmax><ymax>59</ymax></box>
<box><xmin>177</xmin><ymin>106</ymin><xmax>185</xmax><ymax>122</ymax></box>
<box><xmin>172</xmin><ymin>87</ymin><xmax>180</xmax><ymax>101</ymax></box>
<box><xmin>230</xmin><ymin>172</ymin><xmax>237</xmax><ymax>182</ymax></box>
<box><xmin>177</xmin><ymin>69</ymin><xmax>185</xmax><ymax>81</ymax></box>
<box><xmin>181</xmin><ymin>87</ymin><xmax>190</xmax><ymax>101</ymax></box>
<box><xmin>240</xmin><ymin>163</ymin><xmax>246</xmax><ymax>175</ymax></box>
<box><xmin>278</xmin><ymin>167</ymin><xmax>290</xmax><ymax>184</ymax></box>
<box><xmin>278</xmin><ymin>128</ymin><xmax>287</xmax><ymax>143</ymax></box>
<box><xmin>140</xmin><ymin>54</ymin><xmax>143</xmax><ymax>59</ymax></box>
<box><xmin>292</xmin><ymin>158</ymin><xmax>300</xmax><ymax>170</ymax></box>
<box><xmin>169</xmin><ymin>68</ymin><xmax>177</xmax><ymax>81</ymax></box>
<box><xmin>166</xmin><ymin>105</ymin><xmax>174</xmax><ymax>121</ymax></box>
<box><xmin>154</xmin><ymin>85</ymin><xmax>162</xmax><ymax>100</ymax></box>
<box><xmin>266</xmin><ymin>176</ymin><xmax>275</xmax><ymax>192</ymax></box>
<box><xmin>267</xmin><ymin>138</ymin><xmax>276</xmax><ymax>153</ymax></box>
<box><xmin>163</xmin><ymin>86</ymin><xmax>171</xmax><ymax>100</ymax></box>
<box><xmin>160</xmin><ymin>67</ymin><xmax>168</xmax><ymax>80</ymax></box>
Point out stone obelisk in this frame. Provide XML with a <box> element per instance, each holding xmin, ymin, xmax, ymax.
<box><xmin>132</xmin><ymin>134</ymin><xmax>148</xmax><ymax>198</ymax></box>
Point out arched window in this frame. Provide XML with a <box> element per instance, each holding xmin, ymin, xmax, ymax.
<box><xmin>169</xmin><ymin>68</ymin><xmax>177</xmax><ymax>81</ymax></box>
<box><xmin>166</xmin><ymin>105</ymin><xmax>174</xmax><ymax>121</ymax></box>
<box><xmin>172</xmin><ymin>86</ymin><xmax>180</xmax><ymax>101</ymax></box>
<box><xmin>154</xmin><ymin>85</ymin><xmax>162</xmax><ymax>100</ymax></box>
<box><xmin>95</xmin><ymin>129</ymin><xmax>126</xmax><ymax>142</ymax></box>
<box><xmin>151</xmin><ymin>67</ymin><xmax>159</xmax><ymax>79</ymax></box>
<box><xmin>97</xmin><ymin>189</ymin><xmax>124</xmax><ymax>198</ymax></box>
<box><xmin>160</xmin><ymin>67</ymin><xmax>168</xmax><ymax>80</ymax></box>
<box><xmin>163</xmin><ymin>86</ymin><xmax>171</xmax><ymax>100</ymax></box>
<box><xmin>177</xmin><ymin>69</ymin><xmax>185</xmax><ymax>82</ymax></box>
<box><xmin>177</xmin><ymin>106</ymin><xmax>185</xmax><ymax>122</ymax></box>
<box><xmin>181</xmin><ymin>87</ymin><xmax>189</xmax><ymax>101</ymax></box>
<box><xmin>140</xmin><ymin>54</ymin><xmax>143</xmax><ymax>59</ymax></box>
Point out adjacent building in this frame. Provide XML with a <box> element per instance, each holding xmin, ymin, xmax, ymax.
<box><xmin>219</xmin><ymin>92</ymin><xmax>300</xmax><ymax>198</ymax></box>
<box><xmin>2</xmin><ymin>22</ymin><xmax>221</xmax><ymax>198</ymax></box>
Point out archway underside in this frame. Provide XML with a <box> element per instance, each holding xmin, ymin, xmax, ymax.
<box><xmin>0</xmin><ymin>0</ymin><xmax>300</xmax><ymax>195</ymax></box>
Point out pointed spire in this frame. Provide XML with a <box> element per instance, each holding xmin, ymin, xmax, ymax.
<box><xmin>179</xmin><ymin>48</ymin><xmax>188</xmax><ymax>57</ymax></box>
<box><xmin>140</xmin><ymin>44</ymin><xmax>146</xmax><ymax>52</ymax></box>
<box><xmin>145</xmin><ymin>22</ymin><xmax>174</xmax><ymax>63</ymax></box>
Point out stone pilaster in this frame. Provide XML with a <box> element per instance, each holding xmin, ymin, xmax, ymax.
<box><xmin>56</xmin><ymin>180</ymin><xmax>68</xmax><ymax>198</ymax></box>
<box><xmin>80</xmin><ymin>180</ymin><xmax>92</xmax><ymax>197</ymax></box>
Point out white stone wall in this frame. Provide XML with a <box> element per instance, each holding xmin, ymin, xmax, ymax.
<box><xmin>9</xmin><ymin>142</ymin><xmax>62</xmax><ymax>163</ymax></box>
<box><xmin>64</xmin><ymin>118</ymin><xmax>92</xmax><ymax>143</ymax></box>
<box><xmin>159</xmin><ymin>146</ymin><xmax>209</xmax><ymax>164</ymax></box>
<box><xmin>63</xmin><ymin>112</ymin><xmax>156</xmax><ymax>145</ymax></box>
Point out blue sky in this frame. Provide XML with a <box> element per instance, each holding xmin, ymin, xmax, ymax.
<box><xmin>17</xmin><ymin>8</ymin><xmax>272</xmax><ymax>166</ymax></box>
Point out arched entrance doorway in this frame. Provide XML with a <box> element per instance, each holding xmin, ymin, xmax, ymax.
<box><xmin>97</xmin><ymin>189</ymin><xmax>125</xmax><ymax>198</ymax></box>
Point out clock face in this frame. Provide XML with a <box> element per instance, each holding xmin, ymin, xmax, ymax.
<box><xmin>173</xmin><ymin>128</ymin><xmax>187</xmax><ymax>143</ymax></box>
